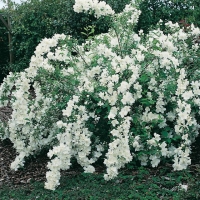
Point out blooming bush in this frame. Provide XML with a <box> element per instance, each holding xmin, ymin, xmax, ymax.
<box><xmin>0</xmin><ymin>0</ymin><xmax>200</xmax><ymax>190</ymax></box>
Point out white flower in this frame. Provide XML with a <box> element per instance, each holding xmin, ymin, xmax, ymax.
<box><xmin>118</xmin><ymin>81</ymin><xmax>130</xmax><ymax>93</ymax></box>
<box><xmin>167</xmin><ymin>111</ymin><xmax>176</xmax><ymax>121</ymax></box>
<box><xmin>149</xmin><ymin>155</ymin><xmax>160</xmax><ymax>167</ymax></box>
<box><xmin>159</xmin><ymin>142</ymin><xmax>168</xmax><ymax>157</ymax></box>
<box><xmin>111</xmin><ymin>119</ymin><xmax>119</xmax><ymax>127</ymax></box>
<box><xmin>178</xmin><ymin>29</ymin><xmax>187</xmax><ymax>40</ymax></box>
<box><xmin>108</xmin><ymin>91</ymin><xmax>118</xmax><ymax>106</ymax></box>
<box><xmin>62</xmin><ymin>107</ymin><xmax>72</xmax><ymax>117</ymax></box>
<box><xmin>132</xmin><ymin>141</ymin><xmax>141</xmax><ymax>151</ymax></box>
<box><xmin>45</xmin><ymin>170</ymin><xmax>61</xmax><ymax>190</ymax></box>
<box><xmin>121</xmin><ymin>92</ymin><xmax>135</xmax><ymax>105</ymax></box>
<box><xmin>119</xmin><ymin>106</ymin><xmax>130</xmax><ymax>118</ymax></box>
<box><xmin>178</xmin><ymin>111</ymin><xmax>188</xmax><ymax>121</ymax></box>
<box><xmin>135</xmin><ymin>52</ymin><xmax>144</xmax><ymax>62</ymax></box>
<box><xmin>84</xmin><ymin>165</ymin><xmax>95</xmax><ymax>173</ymax></box>
<box><xmin>111</xmin><ymin>74</ymin><xmax>119</xmax><ymax>83</ymax></box>
<box><xmin>110</xmin><ymin>37</ymin><xmax>118</xmax><ymax>47</ymax></box>
<box><xmin>191</xmin><ymin>24</ymin><xmax>200</xmax><ymax>36</ymax></box>
<box><xmin>108</xmin><ymin>107</ymin><xmax>118</xmax><ymax>119</ymax></box>
<box><xmin>182</xmin><ymin>90</ymin><xmax>194</xmax><ymax>101</ymax></box>
<box><xmin>57</xmin><ymin>121</ymin><xmax>64</xmax><ymax>128</ymax></box>
<box><xmin>179</xmin><ymin>184</ymin><xmax>188</xmax><ymax>191</ymax></box>
<box><xmin>182</xmin><ymin>134</ymin><xmax>188</xmax><ymax>140</ymax></box>
<box><xmin>154</xmin><ymin>133</ymin><xmax>161</xmax><ymax>142</ymax></box>
<box><xmin>147</xmin><ymin>138</ymin><xmax>157</xmax><ymax>147</ymax></box>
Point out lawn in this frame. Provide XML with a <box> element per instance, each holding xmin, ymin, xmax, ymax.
<box><xmin>0</xmin><ymin>138</ymin><xmax>200</xmax><ymax>200</ymax></box>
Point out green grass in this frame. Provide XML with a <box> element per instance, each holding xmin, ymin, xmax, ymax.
<box><xmin>0</xmin><ymin>166</ymin><xmax>200</xmax><ymax>200</ymax></box>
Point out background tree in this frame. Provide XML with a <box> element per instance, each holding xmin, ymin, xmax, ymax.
<box><xmin>0</xmin><ymin>13</ymin><xmax>9</xmax><ymax>83</ymax></box>
<box><xmin>136</xmin><ymin>0</ymin><xmax>196</xmax><ymax>34</ymax></box>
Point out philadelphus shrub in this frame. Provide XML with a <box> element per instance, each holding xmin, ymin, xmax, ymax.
<box><xmin>0</xmin><ymin>0</ymin><xmax>200</xmax><ymax>190</ymax></box>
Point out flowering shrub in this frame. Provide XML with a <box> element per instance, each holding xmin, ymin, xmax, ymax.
<box><xmin>0</xmin><ymin>1</ymin><xmax>200</xmax><ymax>190</ymax></box>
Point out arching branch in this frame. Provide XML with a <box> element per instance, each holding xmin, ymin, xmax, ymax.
<box><xmin>0</xmin><ymin>13</ymin><xmax>11</xmax><ymax>32</ymax></box>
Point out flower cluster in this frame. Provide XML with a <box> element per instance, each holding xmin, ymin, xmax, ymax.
<box><xmin>0</xmin><ymin>1</ymin><xmax>200</xmax><ymax>191</ymax></box>
<box><xmin>73</xmin><ymin>0</ymin><xmax>114</xmax><ymax>18</ymax></box>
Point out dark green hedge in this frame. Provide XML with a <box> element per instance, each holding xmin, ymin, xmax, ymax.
<box><xmin>0</xmin><ymin>14</ymin><xmax>9</xmax><ymax>83</ymax></box>
<box><xmin>136</xmin><ymin>0</ymin><xmax>196</xmax><ymax>34</ymax></box>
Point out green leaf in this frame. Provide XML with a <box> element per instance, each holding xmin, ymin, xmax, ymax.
<box><xmin>161</xmin><ymin>130</ymin><xmax>168</xmax><ymax>138</ymax></box>
<box><xmin>81</xmin><ymin>32</ymin><xmax>88</xmax><ymax>36</ymax></box>
<box><xmin>140</xmin><ymin>98</ymin><xmax>154</xmax><ymax>106</ymax></box>
<box><xmin>139</xmin><ymin>74</ymin><xmax>149</xmax><ymax>83</ymax></box>
<box><xmin>96</xmin><ymin>108</ymin><xmax>102</xmax><ymax>114</ymax></box>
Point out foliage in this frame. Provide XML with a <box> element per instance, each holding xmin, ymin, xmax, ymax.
<box><xmin>186</xmin><ymin>0</ymin><xmax>200</xmax><ymax>28</ymax></box>
<box><xmin>0</xmin><ymin>0</ymin><xmax>200</xmax><ymax>191</ymax></box>
<box><xmin>136</xmin><ymin>0</ymin><xmax>200</xmax><ymax>34</ymax></box>
<box><xmin>0</xmin><ymin>0</ymin><xmax>131</xmax><ymax>74</ymax></box>
<box><xmin>0</xmin><ymin>10</ymin><xmax>9</xmax><ymax>83</ymax></box>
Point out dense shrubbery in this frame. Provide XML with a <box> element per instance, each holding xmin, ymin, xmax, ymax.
<box><xmin>136</xmin><ymin>0</ymin><xmax>198</xmax><ymax>34</ymax></box>
<box><xmin>1</xmin><ymin>0</ymin><xmax>131</xmax><ymax>74</ymax></box>
<box><xmin>0</xmin><ymin>0</ymin><xmax>200</xmax><ymax>190</ymax></box>
<box><xmin>0</xmin><ymin>12</ymin><xmax>9</xmax><ymax>83</ymax></box>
